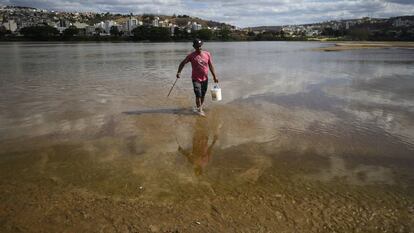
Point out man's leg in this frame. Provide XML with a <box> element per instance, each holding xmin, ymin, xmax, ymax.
<box><xmin>199</xmin><ymin>80</ymin><xmax>208</xmax><ymax>111</ymax></box>
<box><xmin>200</xmin><ymin>96</ymin><xmax>205</xmax><ymax>108</ymax></box>
<box><xmin>195</xmin><ymin>97</ymin><xmax>201</xmax><ymax>108</ymax></box>
<box><xmin>193</xmin><ymin>81</ymin><xmax>202</xmax><ymax>109</ymax></box>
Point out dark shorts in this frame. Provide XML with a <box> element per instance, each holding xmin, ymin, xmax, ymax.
<box><xmin>192</xmin><ymin>80</ymin><xmax>208</xmax><ymax>98</ymax></box>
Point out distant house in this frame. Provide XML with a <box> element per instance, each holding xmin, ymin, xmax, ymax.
<box><xmin>393</xmin><ymin>18</ymin><xmax>413</xmax><ymax>27</ymax></box>
<box><xmin>104</xmin><ymin>20</ymin><xmax>116</xmax><ymax>34</ymax></box>
<box><xmin>191</xmin><ymin>22</ymin><xmax>202</xmax><ymax>31</ymax></box>
<box><xmin>73</xmin><ymin>22</ymin><xmax>88</xmax><ymax>29</ymax></box>
<box><xmin>152</xmin><ymin>17</ymin><xmax>159</xmax><ymax>27</ymax></box>
<box><xmin>2</xmin><ymin>20</ymin><xmax>17</xmax><ymax>32</ymax></box>
<box><xmin>73</xmin><ymin>22</ymin><xmax>89</xmax><ymax>36</ymax></box>
<box><xmin>85</xmin><ymin>26</ymin><xmax>96</xmax><ymax>36</ymax></box>
<box><xmin>124</xmin><ymin>16</ymin><xmax>141</xmax><ymax>35</ymax></box>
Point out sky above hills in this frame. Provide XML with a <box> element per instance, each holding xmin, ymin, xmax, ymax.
<box><xmin>1</xmin><ymin>0</ymin><xmax>414</xmax><ymax>27</ymax></box>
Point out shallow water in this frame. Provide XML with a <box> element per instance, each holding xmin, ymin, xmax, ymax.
<box><xmin>0</xmin><ymin>42</ymin><xmax>414</xmax><ymax>232</ymax></box>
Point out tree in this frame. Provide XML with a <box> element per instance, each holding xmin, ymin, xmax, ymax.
<box><xmin>279</xmin><ymin>29</ymin><xmax>286</xmax><ymax>39</ymax></box>
<box><xmin>400</xmin><ymin>28</ymin><xmax>414</xmax><ymax>41</ymax></box>
<box><xmin>218</xmin><ymin>28</ymin><xmax>231</xmax><ymax>41</ymax></box>
<box><xmin>20</xmin><ymin>25</ymin><xmax>59</xmax><ymax>40</ymax></box>
<box><xmin>322</xmin><ymin>27</ymin><xmax>335</xmax><ymax>36</ymax></box>
<box><xmin>63</xmin><ymin>26</ymin><xmax>79</xmax><ymax>38</ymax></box>
<box><xmin>0</xmin><ymin>26</ymin><xmax>7</xmax><ymax>38</ymax></box>
<box><xmin>148</xmin><ymin>27</ymin><xmax>171</xmax><ymax>41</ymax></box>
<box><xmin>196</xmin><ymin>29</ymin><xmax>213</xmax><ymax>40</ymax></box>
<box><xmin>110</xmin><ymin>25</ymin><xmax>120</xmax><ymax>36</ymax></box>
<box><xmin>132</xmin><ymin>26</ymin><xmax>171</xmax><ymax>41</ymax></box>
<box><xmin>173</xmin><ymin>27</ymin><xmax>190</xmax><ymax>40</ymax></box>
<box><xmin>322</xmin><ymin>27</ymin><xmax>345</xmax><ymax>37</ymax></box>
<box><xmin>348</xmin><ymin>28</ymin><xmax>370</xmax><ymax>40</ymax></box>
<box><xmin>256</xmin><ymin>31</ymin><xmax>276</xmax><ymax>41</ymax></box>
<box><xmin>95</xmin><ymin>27</ymin><xmax>103</xmax><ymax>35</ymax></box>
<box><xmin>131</xmin><ymin>26</ymin><xmax>150</xmax><ymax>40</ymax></box>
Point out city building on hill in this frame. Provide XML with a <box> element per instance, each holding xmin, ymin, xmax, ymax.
<box><xmin>393</xmin><ymin>18</ymin><xmax>413</xmax><ymax>27</ymax></box>
<box><xmin>94</xmin><ymin>21</ymin><xmax>104</xmax><ymax>30</ymax></box>
<box><xmin>169</xmin><ymin>24</ymin><xmax>177</xmax><ymax>36</ymax></box>
<box><xmin>85</xmin><ymin>26</ymin><xmax>96</xmax><ymax>36</ymax></box>
<box><xmin>73</xmin><ymin>21</ymin><xmax>88</xmax><ymax>29</ymax></box>
<box><xmin>2</xmin><ymin>19</ymin><xmax>17</xmax><ymax>32</ymax></box>
<box><xmin>159</xmin><ymin>19</ymin><xmax>169</xmax><ymax>28</ymax></box>
<box><xmin>104</xmin><ymin>20</ymin><xmax>117</xmax><ymax>34</ymax></box>
<box><xmin>191</xmin><ymin>21</ymin><xmax>202</xmax><ymax>31</ymax></box>
<box><xmin>124</xmin><ymin>15</ymin><xmax>141</xmax><ymax>35</ymax></box>
<box><xmin>152</xmin><ymin>16</ymin><xmax>159</xmax><ymax>27</ymax></box>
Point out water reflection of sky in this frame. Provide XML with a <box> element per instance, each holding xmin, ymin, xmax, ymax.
<box><xmin>0</xmin><ymin>42</ymin><xmax>413</xmax><ymax>187</ymax></box>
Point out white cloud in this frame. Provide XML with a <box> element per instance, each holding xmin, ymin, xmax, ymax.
<box><xmin>1</xmin><ymin>0</ymin><xmax>413</xmax><ymax>27</ymax></box>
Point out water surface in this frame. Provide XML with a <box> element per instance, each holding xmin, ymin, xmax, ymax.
<box><xmin>1</xmin><ymin>42</ymin><xmax>414</xmax><ymax>232</ymax></box>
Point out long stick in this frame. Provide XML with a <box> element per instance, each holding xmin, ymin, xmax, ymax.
<box><xmin>167</xmin><ymin>78</ymin><xmax>178</xmax><ymax>97</ymax></box>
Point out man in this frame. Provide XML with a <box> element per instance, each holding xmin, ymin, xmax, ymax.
<box><xmin>176</xmin><ymin>38</ymin><xmax>218</xmax><ymax>116</ymax></box>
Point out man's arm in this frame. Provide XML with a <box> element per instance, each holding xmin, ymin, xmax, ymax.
<box><xmin>176</xmin><ymin>57</ymin><xmax>189</xmax><ymax>79</ymax></box>
<box><xmin>208</xmin><ymin>59</ymin><xmax>218</xmax><ymax>83</ymax></box>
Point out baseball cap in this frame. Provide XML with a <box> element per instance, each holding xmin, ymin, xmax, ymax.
<box><xmin>193</xmin><ymin>38</ymin><xmax>203</xmax><ymax>48</ymax></box>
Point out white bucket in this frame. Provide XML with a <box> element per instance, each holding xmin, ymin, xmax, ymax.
<box><xmin>211</xmin><ymin>85</ymin><xmax>222</xmax><ymax>101</ymax></box>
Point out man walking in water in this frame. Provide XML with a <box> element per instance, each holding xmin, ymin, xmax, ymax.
<box><xmin>176</xmin><ymin>38</ymin><xmax>218</xmax><ymax>116</ymax></box>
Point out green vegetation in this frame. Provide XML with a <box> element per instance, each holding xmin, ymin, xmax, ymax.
<box><xmin>20</xmin><ymin>25</ymin><xmax>59</xmax><ymax>40</ymax></box>
<box><xmin>130</xmin><ymin>26</ymin><xmax>238</xmax><ymax>42</ymax></box>
<box><xmin>218</xmin><ymin>28</ymin><xmax>232</xmax><ymax>41</ymax></box>
<box><xmin>10</xmin><ymin>22</ymin><xmax>414</xmax><ymax>42</ymax></box>
<box><xmin>131</xmin><ymin>26</ymin><xmax>171</xmax><ymax>41</ymax></box>
<box><xmin>0</xmin><ymin>26</ymin><xmax>9</xmax><ymax>38</ymax></box>
<box><xmin>63</xmin><ymin>26</ymin><xmax>79</xmax><ymax>38</ymax></box>
<box><xmin>196</xmin><ymin>29</ymin><xmax>213</xmax><ymax>40</ymax></box>
<box><xmin>110</xmin><ymin>26</ymin><xmax>122</xmax><ymax>36</ymax></box>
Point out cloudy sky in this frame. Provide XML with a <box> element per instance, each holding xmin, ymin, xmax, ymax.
<box><xmin>1</xmin><ymin>0</ymin><xmax>413</xmax><ymax>27</ymax></box>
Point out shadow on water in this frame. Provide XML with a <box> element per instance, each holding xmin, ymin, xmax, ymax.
<box><xmin>122</xmin><ymin>108</ymin><xmax>194</xmax><ymax>116</ymax></box>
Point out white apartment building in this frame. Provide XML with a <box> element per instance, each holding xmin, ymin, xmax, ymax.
<box><xmin>152</xmin><ymin>17</ymin><xmax>159</xmax><ymax>27</ymax></box>
<box><xmin>125</xmin><ymin>17</ymin><xmax>141</xmax><ymax>34</ymax></box>
<box><xmin>73</xmin><ymin>21</ymin><xmax>88</xmax><ymax>29</ymax></box>
<box><xmin>170</xmin><ymin>24</ymin><xmax>177</xmax><ymax>36</ymax></box>
<box><xmin>2</xmin><ymin>20</ymin><xmax>17</xmax><ymax>32</ymax></box>
<box><xmin>95</xmin><ymin>21</ymin><xmax>105</xmax><ymax>30</ymax></box>
<box><xmin>393</xmin><ymin>18</ymin><xmax>412</xmax><ymax>27</ymax></box>
<box><xmin>104</xmin><ymin>20</ymin><xmax>116</xmax><ymax>34</ymax></box>
<box><xmin>159</xmin><ymin>19</ymin><xmax>169</xmax><ymax>28</ymax></box>
<box><xmin>85</xmin><ymin>26</ymin><xmax>96</xmax><ymax>35</ymax></box>
<box><xmin>191</xmin><ymin>22</ymin><xmax>202</xmax><ymax>31</ymax></box>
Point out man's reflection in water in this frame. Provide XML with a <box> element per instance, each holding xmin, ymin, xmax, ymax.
<box><xmin>178</xmin><ymin>117</ymin><xmax>219</xmax><ymax>176</ymax></box>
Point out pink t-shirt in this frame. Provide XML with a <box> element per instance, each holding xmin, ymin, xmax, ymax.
<box><xmin>185</xmin><ymin>51</ymin><xmax>211</xmax><ymax>82</ymax></box>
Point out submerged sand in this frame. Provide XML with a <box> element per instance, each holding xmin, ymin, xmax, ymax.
<box><xmin>1</xmin><ymin>104</ymin><xmax>413</xmax><ymax>233</ymax></box>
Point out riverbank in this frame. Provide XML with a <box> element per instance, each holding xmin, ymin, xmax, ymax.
<box><xmin>318</xmin><ymin>41</ymin><xmax>414</xmax><ymax>51</ymax></box>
